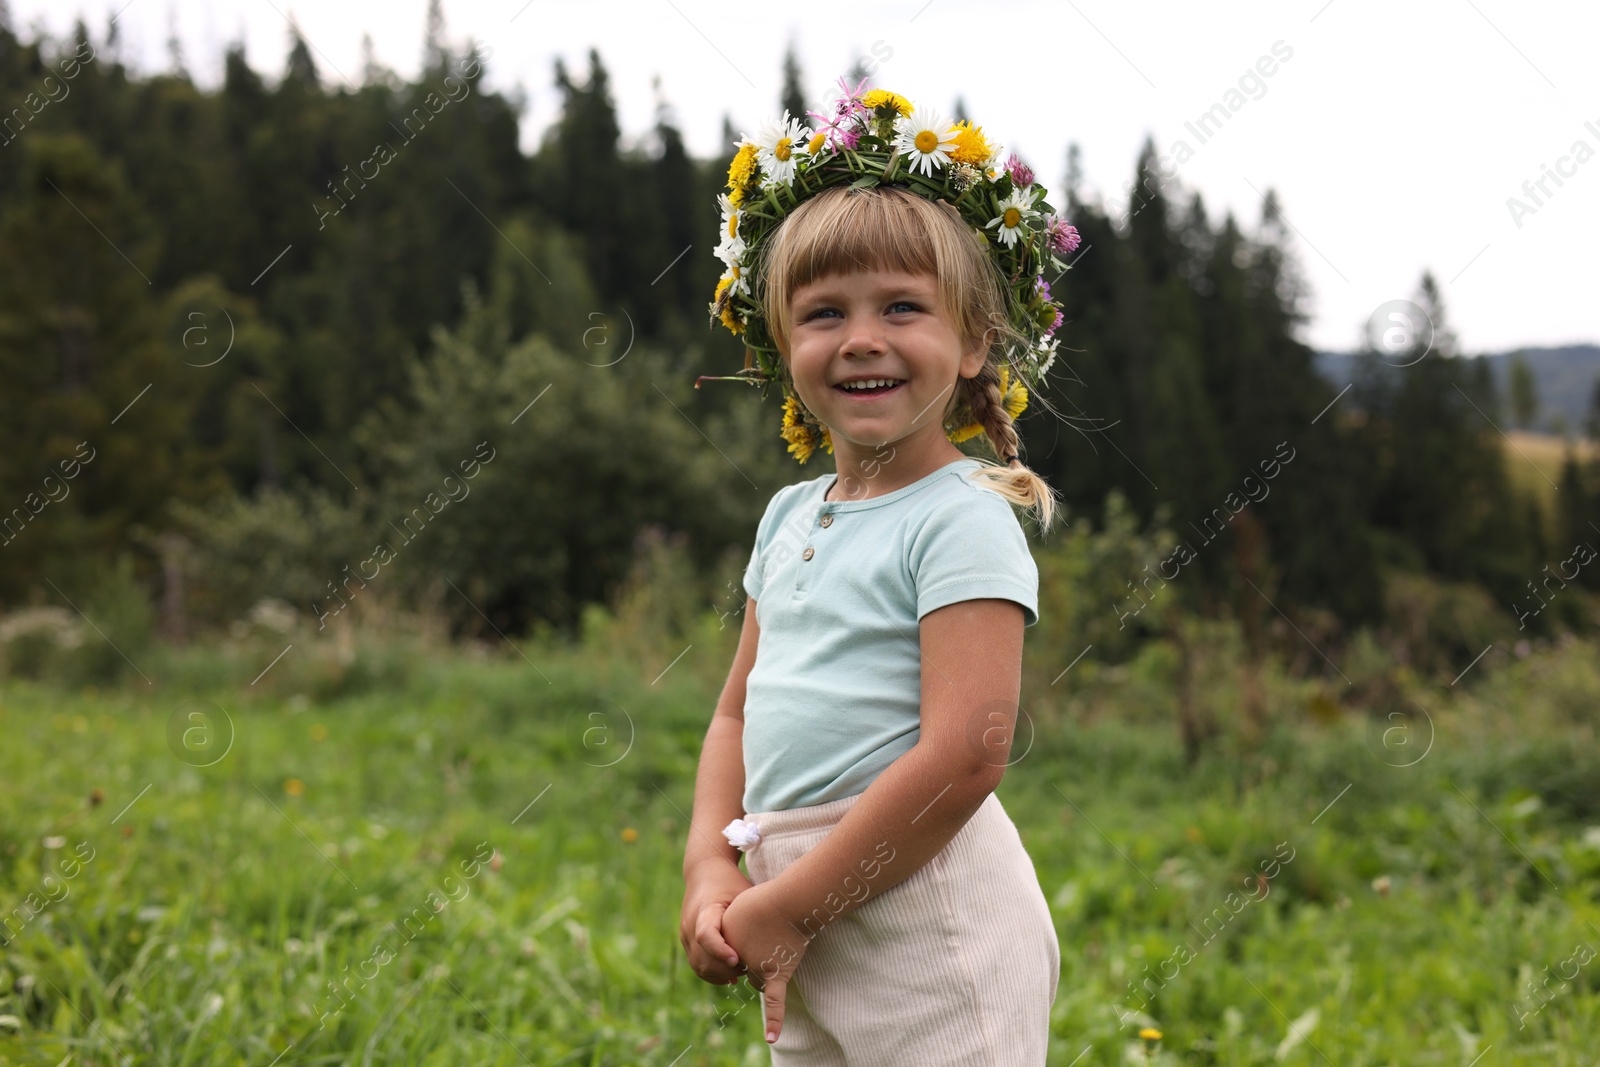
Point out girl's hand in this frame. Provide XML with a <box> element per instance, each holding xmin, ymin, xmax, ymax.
<box><xmin>720</xmin><ymin>880</ymin><xmax>810</xmax><ymax>1045</ymax></box>
<box><xmin>679</xmin><ymin>862</ymin><xmax>753</xmax><ymax>984</ymax></box>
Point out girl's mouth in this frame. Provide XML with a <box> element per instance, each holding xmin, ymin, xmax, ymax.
<box><xmin>834</xmin><ymin>379</ymin><xmax>906</xmax><ymax>399</ymax></box>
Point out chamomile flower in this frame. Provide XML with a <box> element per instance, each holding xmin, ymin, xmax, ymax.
<box><xmin>1036</xmin><ymin>337</ymin><xmax>1060</xmax><ymax>378</ymax></box>
<box><xmin>752</xmin><ymin>111</ymin><xmax>810</xmax><ymax>186</ymax></box>
<box><xmin>714</xmin><ymin>226</ymin><xmax>746</xmax><ymax>270</ymax></box>
<box><xmin>717</xmin><ymin>193</ymin><xmax>741</xmax><ymax>243</ymax></box>
<box><xmin>720</xmin><ymin>261</ymin><xmax>750</xmax><ymax>298</ymax></box>
<box><xmin>986</xmin><ymin>186</ymin><xmax>1042</xmax><ymax>248</ymax></box>
<box><xmin>714</xmin><ymin>194</ymin><xmax>746</xmax><ymax>267</ymax></box>
<box><xmin>893</xmin><ymin>105</ymin><xmax>959</xmax><ymax>177</ymax></box>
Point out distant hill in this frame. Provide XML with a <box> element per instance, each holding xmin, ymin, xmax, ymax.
<box><xmin>1312</xmin><ymin>344</ymin><xmax>1600</xmax><ymax>436</ymax></box>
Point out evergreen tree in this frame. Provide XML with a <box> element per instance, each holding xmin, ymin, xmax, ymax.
<box><xmin>780</xmin><ymin>42</ymin><xmax>806</xmax><ymax>121</ymax></box>
<box><xmin>284</xmin><ymin>24</ymin><xmax>318</xmax><ymax>89</ymax></box>
<box><xmin>1509</xmin><ymin>352</ymin><xmax>1539</xmax><ymax>429</ymax></box>
<box><xmin>422</xmin><ymin>0</ymin><xmax>447</xmax><ymax>73</ymax></box>
<box><xmin>530</xmin><ymin>50</ymin><xmax>625</xmax><ymax>302</ymax></box>
<box><xmin>1359</xmin><ymin>274</ymin><xmax>1535</xmax><ymax>600</ymax></box>
<box><xmin>0</xmin><ymin>134</ymin><xmax>224</xmax><ymax>597</ymax></box>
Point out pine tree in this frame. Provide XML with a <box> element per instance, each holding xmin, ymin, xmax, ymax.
<box><xmin>284</xmin><ymin>24</ymin><xmax>318</xmax><ymax>88</ymax></box>
<box><xmin>422</xmin><ymin>0</ymin><xmax>452</xmax><ymax>75</ymax></box>
<box><xmin>1509</xmin><ymin>352</ymin><xmax>1539</xmax><ymax>429</ymax></box>
<box><xmin>532</xmin><ymin>50</ymin><xmax>625</xmax><ymax>301</ymax></box>
<box><xmin>780</xmin><ymin>42</ymin><xmax>806</xmax><ymax>121</ymax></box>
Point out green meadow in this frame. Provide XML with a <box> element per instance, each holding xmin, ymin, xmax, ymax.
<box><xmin>2</xmin><ymin>599</ymin><xmax>1598</xmax><ymax>1067</ymax></box>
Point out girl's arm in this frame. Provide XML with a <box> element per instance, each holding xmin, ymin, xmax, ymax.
<box><xmin>725</xmin><ymin>597</ymin><xmax>1025</xmax><ymax>974</ymax></box>
<box><xmin>679</xmin><ymin>598</ymin><xmax>761</xmax><ymax>982</ymax></box>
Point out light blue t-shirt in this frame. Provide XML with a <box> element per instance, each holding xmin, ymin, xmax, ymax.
<box><xmin>740</xmin><ymin>457</ymin><xmax>1039</xmax><ymax>815</ymax></box>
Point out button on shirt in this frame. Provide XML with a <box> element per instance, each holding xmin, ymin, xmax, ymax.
<box><xmin>740</xmin><ymin>458</ymin><xmax>1040</xmax><ymax>814</ymax></box>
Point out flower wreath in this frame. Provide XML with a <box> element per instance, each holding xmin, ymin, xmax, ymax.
<box><xmin>696</xmin><ymin>79</ymin><xmax>1081</xmax><ymax>464</ymax></box>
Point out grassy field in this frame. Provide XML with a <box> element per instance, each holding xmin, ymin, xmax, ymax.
<box><xmin>2</xmin><ymin>619</ymin><xmax>1599</xmax><ymax>1065</ymax></box>
<box><xmin>1502</xmin><ymin>430</ymin><xmax>1597</xmax><ymax>525</ymax></box>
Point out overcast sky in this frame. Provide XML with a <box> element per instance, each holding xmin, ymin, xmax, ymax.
<box><xmin>15</xmin><ymin>0</ymin><xmax>1599</xmax><ymax>354</ymax></box>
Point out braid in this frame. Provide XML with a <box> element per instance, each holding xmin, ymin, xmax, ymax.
<box><xmin>958</xmin><ymin>362</ymin><xmax>1023</xmax><ymax>466</ymax></box>
<box><xmin>955</xmin><ymin>358</ymin><xmax>1060</xmax><ymax>533</ymax></box>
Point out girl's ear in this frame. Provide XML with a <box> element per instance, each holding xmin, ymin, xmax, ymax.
<box><xmin>959</xmin><ymin>327</ymin><xmax>994</xmax><ymax>380</ymax></box>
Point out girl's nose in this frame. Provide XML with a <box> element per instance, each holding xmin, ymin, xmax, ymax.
<box><xmin>840</xmin><ymin>318</ymin><xmax>887</xmax><ymax>358</ymax></box>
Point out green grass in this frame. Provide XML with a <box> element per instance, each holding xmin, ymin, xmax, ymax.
<box><xmin>1</xmin><ymin>625</ymin><xmax>1598</xmax><ymax>1065</ymax></box>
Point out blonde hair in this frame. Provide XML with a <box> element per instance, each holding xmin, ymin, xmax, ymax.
<box><xmin>757</xmin><ymin>184</ymin><xmax>1060</xmax><ymax>533</ymax></box>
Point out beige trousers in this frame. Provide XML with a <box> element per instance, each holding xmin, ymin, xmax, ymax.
<box><xmin>742</xmin><ymin>789</ymin><xmax>1060</xmax><ymax>1066</ymax></box>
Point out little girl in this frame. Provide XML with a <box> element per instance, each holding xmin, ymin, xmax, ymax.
<box><xmin>681</xmin><ymin>92</ymin><xmax>1076</xmax><ymax>1065</ymax></box>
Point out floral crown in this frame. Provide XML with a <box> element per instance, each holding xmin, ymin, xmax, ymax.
<box><xmin>696</xmin><ymin>79</ymin><xmax>1081</xmax><ymax>464</ymax></box>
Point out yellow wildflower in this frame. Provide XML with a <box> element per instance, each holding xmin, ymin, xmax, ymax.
<box><xmin>726</xmin><ymin>142</ymin><xmax>759</xmax><ymax>206</ymax></box>
<box><xmin>779</xmin><ymin>395</ymin><xmax>833</xmax><ymax>463</ymax></box>
<box><xmin>780</xmin><ymin>393</ymin><xmax>817</xmax><ymax>463</ymax></box>
<box><xmin>862</xmin><ymin>89</ymin><xmax>912</xmax><ymax>116</ymax></box>
<box><xmin>620</xmin><ymin>827</ymin><xmax>639</xmax><ymax>843</ymax></box>
<box><xmin>1139</xmin><ymin>1027</ymin><xmax>1163</xmax><ymax>1042</ymax></box>
<box><xmin>949</xmin><ymin>120</ymin><xmax>992</xmax><ymax>166</ymax></box>
<box><xmin>807</xmin><ymin>131</ymin><xmax>827</xmax><ymax>154</ymax></box>
<box><xmin>719</xmin><ymin>303</ymin><xmax>743</xmax><ymax>335</ymax></box>
<box><xmin>948</xmin><ymin>421</ymin><xmax>986</xmax><ymax>444</ymax></box>
<box><xmin>999</xmin><ymin>364</ymin><xmax>1029</xmax><ymax>421</ymax></box>
<box><xmin>284</xmin><ymin>778</ymin><xmax>305</xmax><ymax>797</ymax></box>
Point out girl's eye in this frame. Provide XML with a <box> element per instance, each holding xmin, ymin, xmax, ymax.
<box><xmin>800</xmin><ymin>301</ymin><xmax>920</xmax><ymax>321</ymax></box>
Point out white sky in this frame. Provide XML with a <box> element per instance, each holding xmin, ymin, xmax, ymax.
<box><xmin>16</xmin><ymin>0</ymin><xmax>1599</xmax><ymax>354</ymax></box>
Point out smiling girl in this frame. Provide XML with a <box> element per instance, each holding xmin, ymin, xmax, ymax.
<box><xmin>681</xmin><ymin>172</ymin><xmax>1066</xmax><ymax>1065</ymax></box>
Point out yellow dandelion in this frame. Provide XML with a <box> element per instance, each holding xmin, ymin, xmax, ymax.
<box><xmin>719</xmin><ymin>303</ymin><xmax>743</xmax><ymax>335</ymax></box>
<box><xmin>310</xmin><ymin>723</ymin><xmax>328</xmax><ymax>742</ymax></box>
<box><xmin>863</xmin><ymin>89</ymin><xmax>913</xmax><ymax>116</ymax></box>
<box><xmin>620</xmin><ymin>827</ymin><xmax>639</xmax><ymax>843</ymax></box>
<box><xmin>779</xmin><ymin>394</ymin><xmax>816</xmax><ymax>463</ymax></box>
<box><xmin>726</xmin><ymin>142</ymin><xmax>759</xmax><ymax>205</ymax></box>
<box><xmin>999</xmin><ymin>365</ymin><xmax>1029</xmax><ymax>421</ymax></box>
<box><xmin>1139</xmin><ymin>1027</ymin><xmax>1163</xmax><ymax>1042</ymax></box>
<box><xmin>948</xmin><ymin>120</ymin><xmax>992</xmax><ymax>166</ymax></box>
<box><xmin>284</xmin><ymin>778</ymin><xmax>305</xmax><ymax>797</ymax></box>
<box><xmin>948</xmin><ymin>421</ymin><xmax>986</xmax><ymax>444</ymax></box>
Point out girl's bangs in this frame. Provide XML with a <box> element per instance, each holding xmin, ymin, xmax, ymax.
<box><xmin>778</xmin><ymin>190</ymin><xmax>943</xmax><ymax>294</ymax></box>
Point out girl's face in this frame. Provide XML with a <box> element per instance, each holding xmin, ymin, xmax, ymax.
<box><xmin>784</xmin><ymin>268</ymin><xmax>988</xmax><ymax>455</ymax></box>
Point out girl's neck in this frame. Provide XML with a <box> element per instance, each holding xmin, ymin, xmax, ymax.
<box><xmin>824</xmin><ymin>429</ymin><xmax>968</xmax><ymax>502</ymax></box>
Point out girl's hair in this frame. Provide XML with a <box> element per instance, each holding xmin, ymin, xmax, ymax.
<box><xmin>758</xmin><ymin>184</ymin><xmax>1060</xmax><ymax>533</ymax></box>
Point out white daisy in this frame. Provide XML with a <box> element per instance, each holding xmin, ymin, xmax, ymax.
<box><xmin>985</xmin><ymin>186</ymin><xmax>1042</xmax><ymax>248</ymax></box>
<box><xmin>717</xmin><ymin>192</ymin><xmax>741</xmax><ymax>243</ymax></box>
<box><xmin>1035</xmin><ymin>336</ymin><xmax>1059</xmax><ymax>378</ymax></box>
<box><xmin>721</xmin><ymin>262</ymin><xmax>750</xmax><ymax>298</ymax></box>
<box><xmin>893</xmin><ymin>105</ymin><xmax>959</xmax><ymax>177</ymax></box>
<box><xmin>982</xmin><ymin>144</ymin><xmax>1008</xmax><ymax>183</ymax></box>
<box><xmin>714</xmin><ymin>229</ymin><xmax>746</xmax><ymax>270</ymax></box>
<box><xmin>752</xmin><ymin>111</ymin><xmax>810</xmax><ymax>186</ymax></box>
<box><xmin>798</xmin><ymin>128</ymin><xmax>830</xmax><ymax>158</ymax></box>
<box><xmin>978</xmin><ymin>138</ymin><xmax>1005</xmax><ymax>173</ymax></box>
